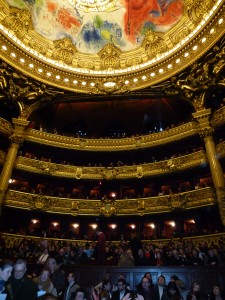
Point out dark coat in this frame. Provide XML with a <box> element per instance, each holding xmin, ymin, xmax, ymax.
<box><xmin>6</xmin><ymin>276</ymin><xmax>38</xmax><ymax>300</ymax></box>
<box><xmin>112</xmin><ymin>289</ymin><xmax>130</xmax><ymax>300</ymax></box>
<box><xmin>152</xmin><ymin>285</ymin><xmax>168</xmax><ymax>300</ymax></box>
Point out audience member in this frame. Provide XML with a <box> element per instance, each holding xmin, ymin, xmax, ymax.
<box><xmin>6</xmin><ymin>259</ymin><xmax>38</xmax><ymax>300</ymax></box>
<box><xmin>0</xmin><ymin>259</ymin><xmax>13</xmax><ymax>295</ymax></box>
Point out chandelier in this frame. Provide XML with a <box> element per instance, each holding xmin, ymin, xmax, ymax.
<box><xmin>74</xmin><ymin>0</ymin><xmax>118</xmax><ymax>12</ymax></box>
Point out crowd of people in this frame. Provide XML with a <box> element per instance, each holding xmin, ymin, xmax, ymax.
<box><xmin>0</xmin><ymin>258</ymin><xmax>224</xmax><ymax>300</ymax></box>
<box><xmin>1</xmin><ymin>232</ymin><xmax>225</xmax><ymax>268</ymax></box>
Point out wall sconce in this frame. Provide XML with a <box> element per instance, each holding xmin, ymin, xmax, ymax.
<box><xmin>109</xmin><ymin>224</ymin><xmax>117</xmax><ymax>229</ymax></box>
<box><xmin>130</xmin><ymin>224</ymin><xmax>136</xmax><ymax>229</ymax></box>
<box><xmin>149</xmin><ymin>223</ymin><xmax>155</xmax><ymax>229</ymax></box>
<box><xmin>170</xmin><ymin>221</ymin><xmax>176</xmax><ymax>227</ymax></box>
<box><xmin>90</xmin><ymin>224</ymin><xmax>98</xmax><ymax>230</ymax></box>
<box><xmin>31</xmin><ymin>219</ymin><xmax>39</xmax><ymax>224</ymax></box>
<box><xmin>52</xmin><ymin>222</ymin><xmax>59</xmax><ymax>227</ymax></box>
<box><xmin>72</xmin><ymin>223</ymin><xmax>79</xmax><ymax>229</ymax></box>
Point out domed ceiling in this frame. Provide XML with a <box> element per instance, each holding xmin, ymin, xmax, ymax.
<box><xmin>0</xmin><ymin>0</ymin><xmax>224</xmax><ymax>93</ymax></box>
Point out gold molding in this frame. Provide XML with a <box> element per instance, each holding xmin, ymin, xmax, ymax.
<box><xmin>0</xmin><ymin>0</ymin><xmax>224</xmax><ymax>93</ymax></box>
<box><xmin>4</xmin><ymin>187</ymin><xmax>216</xmax><ymax>215</ymax></box>
<box><xmin>2</xmin><ymin>232</ymin><xmax>225</xmax><ymax>249</ymax></box>
<box><xmin>23</xmin><ymin>121</ymin><xmax>199</xmax><ymax>151</ymax></box>
<box><xmin>14</xmin><ymin>150</ymin><xmax>207</xmax><ymax>179</ymax></box>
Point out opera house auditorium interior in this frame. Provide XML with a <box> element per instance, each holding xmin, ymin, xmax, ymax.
<box><xmin>1</xmin><ymin>0</ymin><xmax>225</xmax><ymax>294</ymax></box>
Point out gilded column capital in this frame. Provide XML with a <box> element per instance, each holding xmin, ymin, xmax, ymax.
<box><xmin>9</xmin><ymin>134</ymin><xmax>24</xmax><ymax>146</ymax></box>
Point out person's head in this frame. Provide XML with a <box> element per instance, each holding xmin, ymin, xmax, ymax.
<box><xmin>212</xmin><ymin>285</ymin><xmax>222</xmax><ymax>296</ymax></box>
<box><xmin>13</xmin><ymin>259</ymin><xmax>27</xmax><ymax>280</ymax></box>
<box><xmin>0</xmin><ymin>259</ymin><xmax>13</xmax><ymax>282</ymax></box>
<box><xmin>167</xmin><ymin>281</ymin><xmax>180</xmax><ymax>296</ymax></box>
<box><xmin>102</xmin><ymin>279</ymin><xmax>112</xmax><ymax>292</ymax></box>
<box><xmin>141</xmin><ymin>276</ymin><xmax>150</xmax><ymax>291</ymax></box>
<box><xmin>46</xmin><ymin>258</ymin><xmax>57</xmax><ymax>273</ymax></box>
<box><xmin>158</xmin><ymin>275</ymin><xmax>166</xmax><ymax>287</ymax></box>
<box><xmin>191</xmin><ymin>282</ymin><xmax>201</xmax><ymax>294</ymax></box>
<box><xmin>99</xmin><ymin>290</ymin><xmax>110</xmax><ymax>300</ymax></box>
<box><xmin>117</xmin><ymin>278</ymin><xmax>126</xmax><ymax>291</ymax></box>
<box><xmin>75</xmin><ymin>289</ymin><xmax>85</xmax><ymax>300</ymax></box>
<box><xmin>39</xmin><ymin>268</ymin><xmax>51</xmax><ymax>282</ymax></box>
<box><xmin>170</xmin><ymin>275</ymin><xmax>179</xmax><ymax>282</ymax></box>
<box><xmin>67</xmin><ymin>272</ymin><xmax>77</xmax><ymax>284</ymax></box>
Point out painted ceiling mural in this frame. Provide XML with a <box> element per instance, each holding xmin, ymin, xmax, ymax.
<box><xmin>4</xmin><ymin>0</ymin><xmax>183</xmax><ymax>54</ymax></box>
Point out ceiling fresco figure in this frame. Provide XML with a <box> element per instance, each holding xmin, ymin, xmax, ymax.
<box><xmin>4</xmin><ymin>0</ymin><xmax>183</xmax><ymax>53</ymax></box>
<box><xmin>123</xmin><ymin>0</ymin><xmax>183</xmax><ymax>43</ymax></box>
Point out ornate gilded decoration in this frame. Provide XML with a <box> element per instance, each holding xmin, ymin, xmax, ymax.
<box><xmin>23</xmin><ymin>122</ymin><xmax>198</xmax><ymax>151</ymax></box>
<box><xmin>0</xmin><ymin>117</ymin><xmax>13</xmax><ymax>136</ymax></box>
<box><xmin>2</xmin><ymin>7</ymin><xmax>32</xmax><ymax>39</ymax></box>
<box><xmin>98</xmin><ymin>44</ymin><xmax>121</xmax><ymax>70</ymax></box>
<box><xmin>4</xmin><ymin>188</ymin><xmax>214</xmax><ymax>215</ymax></box>
<box><xmin>100</xmin><ymin>198</ymin><xmax>116</xmax><ymax>216</ymax></box>
<box><xmin>0</xmin><ymin>0</ymin><xmax>224</xmax><ymax>93</ymax></box>
<box><xmin>52</xmin><ymin>38</ymin><xmax>77</xmax><ymax>65</ymax></box>
<box><xmin>169</xmin><ymin>192</ymin><xmax>188</xmax><ymax>211</ymax></box>
<box><xmin>185</xmin><ymin>0</ymin><xmax>215</xmax><ymax>24</ymax></box>
<box><xmin>142</xmin><ymin>31</ymin><xmax>168</xmax><ymax>59</ymax></box>
<box><xmin>13</xmin><ymin>150</ymin><xmax>207</xmax><ymax>179</ymax></box>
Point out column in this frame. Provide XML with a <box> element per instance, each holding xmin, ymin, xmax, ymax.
<box><xmin>193</xmin><ymin>109</ymin><xmax>225</xmax><ymax>226</ymax></box>
<box><xmin>0</xmin><ymin>118</ymin><xmax>29</xmax><ymax>219</ymax></box>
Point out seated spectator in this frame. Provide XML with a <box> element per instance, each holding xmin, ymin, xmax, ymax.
<box><xmin>208</xmin><ymin>285</ymin><xmax>225</xmax><ymax>300</ymax></box>
<box><xmin>117</xmin><ymin>249</ymin><xmax>134</xmax><ymax>267</ymax></box>
<box><xmin>187</xmin><ymin>249</ymin><xmax>204</xmax><ymax>266</ymax></box>
<box><xmin>37</xmin><ymin>248</ymin><xmax>50</xmax><ymax>265</ymax></box>
<box><xmin>33</xmin><ymin>268</ymin><xmax>57</xmax><ymax>298</ymax></box>
<box><xmin>204</xmin><ymin>249</ymin><xmax>221</xmax><ymax>266</ymax></box>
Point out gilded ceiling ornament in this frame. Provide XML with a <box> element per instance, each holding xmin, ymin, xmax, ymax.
<box><xmin>93</xmin><ymin>77</ymin><xmax>129</xmax><ymax>94</ymax></box>
<box><xmin>142</xmin><ymin>31</ymin><xmax>168</xmax><ymax>59</ymax></box>
<box><xmin>2</xmin><ymin>8</ymin><xmax>32</xmax><ymax>39</ymax></box>
<box><xmin>184</xmin><ymin>0</ymin><xmax>215</xmax><ymax>24</ymax></box>
<box><xmin>98</xmin><ymin>44</ymin><xmax>121</xmax><ymax>70</ymax></box>
<box><xmin>52</xmin><ymin>38</ymin><xmax>77</xmax><ymax>65</ymax></box>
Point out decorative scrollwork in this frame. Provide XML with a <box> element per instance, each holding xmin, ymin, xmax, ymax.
<box><xmin>52</xmin><ymin>38</ymin><xmax>77</xmax><ymax>65</ymax></box>
<box><xmin>100</xmin><ymin>198</ymin><xmax>116</xmax><ymax>216</ymax></box>
<box><xmin>98</xmin><ymin>44</ymin><xmax>121</xmax><ymax>70</ymax></box>
<box><xmin>2</xmin><ymin>8</ymin><xmax>32</xmax><ymax>39</ymax></box>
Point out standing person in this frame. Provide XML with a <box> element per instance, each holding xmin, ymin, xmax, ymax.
<box><xmin>63</xmin><ymin>272</ymin><xmax>80</xmax><ymax>300</ymax></box>
<box><xmin>96</xmin><ymin>229</ymin><xmax>106</xmax><ymax>265</ymax></box>
<box><xmin>0</xmin><ymin>259</ymin><xmax>13</xmax><ymax>295</ymax></box>
<box><xmin>152</xmin><ymin>275</ymin><xmax>167</xmax><ymax>300</ymax></box>
<box><xmin>6</xmin><ymin>259</ymin><xmax>38</xmax><ymax>300</ymax></box>
<box><xmin>136</xmin><ymin>276</ymin><xmax>154</xmax><ymax>300</ymax></box>
<box><xmin>161</xmin><ymin>282</ymin><xmax>182</xmax><ymax>300</ymax></box>
<box><xmin>186</xmin><ymin>282</ymin><xmax>206</xmax><ymax>300</ymax></box>
<box><xmin>47</xmin><ymin>258</ymin><xmax>65</xmax><ymax>299</ymax></box>
<box><xmin>208</xmin><ymin>285</ymin><xmax>224</xmax><ymax>300</ymax></box>
<box><xmin>112</xmin><ymin>278</ymin><xmax>130</xmax><ymax>300</ymax></box>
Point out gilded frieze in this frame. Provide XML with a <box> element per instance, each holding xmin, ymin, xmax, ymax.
<box><xmin>4</xmin><ymin>187</ymin><xmax>216</xmax><ymax>215</ymax></box>
<box><xmin>14</xmin><ymin>150</ymin><xmax>207</xmax><ymax>179</ymax></box>
<box><xmin>24</xmin><ymin>121</ymin><xmax>198</xmax><ymax>151</ymax></box>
